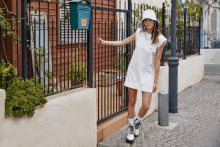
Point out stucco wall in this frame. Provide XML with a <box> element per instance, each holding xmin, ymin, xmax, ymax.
<box><xmin>0</xmin><ymin>88</ymin><xmax>97</xmax><ymax>147</ymax></box>
<box><xmin>200</xmin><ymin>49</ymin><xmax>220</xmax><ymax>63</ymax></box>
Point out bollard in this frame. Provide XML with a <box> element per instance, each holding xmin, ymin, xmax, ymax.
<box><xmin>158</xmin><ymin>91</ymin><xmax>169</xmax><ymax>126</ymax></box>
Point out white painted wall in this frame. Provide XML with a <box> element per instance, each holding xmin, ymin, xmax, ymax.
<box><xmin>200</xmin><ymin>0</ymin><xmax>220</xmax><ymax>48</ymax></box>
<box><xmin>0</xmin><ymin>88</ymin><xmax>97</xmax><ymax>147</ymax></box>
<box><xmin>200</xmin><ymin>49</ymin><xmax>220</xmax><ymax>64</ymax></box>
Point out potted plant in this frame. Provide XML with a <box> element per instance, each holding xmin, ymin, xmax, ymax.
<box><xmin>0</xmin><ymin>60</ymin><xmax>47</xmax><ymax>118</ymax></box>
<box><xmin>65</xmin><ymin>60</ymin><xmax>87</xmax><ymax>89</ymax></box>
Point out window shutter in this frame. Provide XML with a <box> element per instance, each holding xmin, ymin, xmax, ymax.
<box><xmin>60</xmin><ymin>0</ymin><xmax>87</xmax><ymax>44</ymax></box>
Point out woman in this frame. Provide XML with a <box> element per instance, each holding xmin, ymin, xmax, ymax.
<box><xmin>97</xmin><ymin>9</ymin><xmax>167</xmax><ymax>144</ymax></box>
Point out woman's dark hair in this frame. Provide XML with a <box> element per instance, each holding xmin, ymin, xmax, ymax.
<box><xmin>139</xmin><ymin>20</ymin><xmax>161</xmax><ymax>44</ymax></box>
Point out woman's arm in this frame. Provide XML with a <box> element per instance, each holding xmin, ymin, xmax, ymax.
<box><xmin>97</xmin><ymin>33</ymin><xmax>136</xmax><ymax>47</ymax></box>
<box><xmin>154</xmin><ymin>41</ymin><xmax>166</xmax><ymax>84</ymax></box>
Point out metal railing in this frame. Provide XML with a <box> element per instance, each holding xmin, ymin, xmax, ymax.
<box><xmin>0</xmin><ymin>0</ymin><xmax>201</xmax><ymax>125</ymax></box>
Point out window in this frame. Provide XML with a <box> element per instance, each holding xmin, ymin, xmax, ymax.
<box><xmin>28</xmin><ymin>11</ymin><xmax>52</xmax><ymax>85</ymax></box>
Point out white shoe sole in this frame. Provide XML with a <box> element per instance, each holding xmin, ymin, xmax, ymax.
<box><xmin>126</xmin><ymin>137</ymin><xmax>134</xmax><ymax>144</ymax></box>
<box><xmin>134</xmin><ymin>133</ymin><xmax>139</xmax><ymax>137</ymax></box>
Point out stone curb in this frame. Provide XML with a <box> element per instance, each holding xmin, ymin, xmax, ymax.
<box><xmin>97</xmin><ymin>123</ymin><xmax>157</xmax><ymax>147</ymax></box>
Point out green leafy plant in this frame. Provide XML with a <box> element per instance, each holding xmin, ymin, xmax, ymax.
<box><xmin>45</xmin><ymin>70</ymin><xmax>57</xmax><ymax>79</ymax></box>
<box><xmin>0</xmin><ymin>62</ymin><xmax>47</xmax><ymax>118</ymax></box>
<box><xmin>1</xmin><ymin>2</ymin><xmax>58</xmax><ymax>85</ymax></box>
<box><xmin>5</xmin><ymin>77</ymin><xmax>47</xmax><ymax>118</ymax></box>
<box><xmin>59</xmin><ymin>3</ymin><xmax>70</xmax><ymax>24</ymax></box>
<box><xmin>65</xmin><ymin>61</ymin><xmax>87</xmax><ymax>82</ymax></box>
<box><xmin>0</xmin><ymin>1</ymin><xmax>21</xmax><ymax>44</ymax></box>
<box><xmin>165</xmin><ymin>0</ymin><xmax>201</xmax><ymax>52</ymax></box>
<box><xmin>0</xmin><ymin>59</ymin><xmax>17</xmax><ymax>90</ymax></box>
<box><xmin>64</xmin><ymin>54</ymin><xmax>97</xmax><ymax>88</ymax></box>
<box><xmin>65</xmin><ymin>55</ymin><xmax>87</xmax><ymax>83</ymax></box>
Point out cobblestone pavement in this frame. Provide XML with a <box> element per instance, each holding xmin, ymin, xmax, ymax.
<box><xmin>139</xmin><ymin>75</ymin><xmax>220</xmax><ymax>147</ymax></box>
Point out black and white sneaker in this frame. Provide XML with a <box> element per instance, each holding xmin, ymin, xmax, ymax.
<box><xmin>126</xmin><ymin>124</ymin><xmax>135</xmax><ymax>144</ymax></box>
<box><xmin>134</xmin><ymin>117</ymin><xmax>142</xmax><ymax>137</ymax></box>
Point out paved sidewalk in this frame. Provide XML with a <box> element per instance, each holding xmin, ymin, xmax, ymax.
<box><xmin>139</xmin><ymin>74</ymin><xmax>220</xmax><ymax>147</ymax></box>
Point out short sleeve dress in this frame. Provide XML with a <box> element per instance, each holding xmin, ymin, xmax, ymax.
<box><xmin>124</xmin><ymin>28</ymin><xmax>167</xmax><ymax>92</ymax></box>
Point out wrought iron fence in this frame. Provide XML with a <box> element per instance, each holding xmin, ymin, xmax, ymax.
<box><xmin>0</xmin><ymin>0</ymin><xmax>201</xmax><ymax>125</ymax></box>
<box><xmin>201</xmin><ymin>30</ymin><xmax>220</xmax><ymax>49</ymax></box>
<box><xmin>130</xmin><ymin>2</ymin><xmax>201</xmax><ymax>64</ymax></box>
<box><xmin>0</xmin><ymin>0</ymin><xmax>90</xmax><ymax>96</ymax></box>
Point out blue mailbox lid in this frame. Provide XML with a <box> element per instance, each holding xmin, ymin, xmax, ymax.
<box><xmin>70</xmin><ymin>0</ymin><xmax>92</xmax><ymax>4</ymax></box>
<box><xmin>69</xmin><ymin>0</ymin><xmax>92</xmax><ymax>29</ymax></box>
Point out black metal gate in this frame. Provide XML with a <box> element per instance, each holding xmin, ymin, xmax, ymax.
<box><xmin>88</xmin><ymin>1</ymin><xmax>132</xmax><ymax>125</ymax></box>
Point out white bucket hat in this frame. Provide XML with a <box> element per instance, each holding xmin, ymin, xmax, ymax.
<box><xmin>140</xmin><ymin>10</ymin><xmax>159</xmax><ymax>42</ymax></box>
<box><xmin>141</xmin><ymin>9</ymin><xmax>159</xmax><ymax>24</ymax></box>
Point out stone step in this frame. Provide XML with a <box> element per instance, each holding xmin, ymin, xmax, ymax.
<box><xmin>97</xmin><ymin>122</ymin><xmax>157</xmax><ymax>147</ymax></box>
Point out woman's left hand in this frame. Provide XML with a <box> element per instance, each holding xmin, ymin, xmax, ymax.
<box><xmin>152</xmin><ymin>82</ymin><xmax>157</xmax><ymax>93</ymax></box>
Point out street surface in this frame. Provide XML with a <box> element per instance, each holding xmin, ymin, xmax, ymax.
<box><xmin>139</xmin><ymin>50</ymin><xmax>220</xmax><ymax>147</ymax></box>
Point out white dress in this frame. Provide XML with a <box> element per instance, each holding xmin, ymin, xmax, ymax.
<box><xmin>124</xmin><ymin>28</ymin><xmax>167</xmax><ymax>92</ymax></box>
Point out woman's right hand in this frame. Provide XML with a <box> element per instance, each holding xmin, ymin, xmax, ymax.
<box><xmin>97</xmin><ymin>38</ymin><xmax>104</xmax><ymax>45</ymax></box>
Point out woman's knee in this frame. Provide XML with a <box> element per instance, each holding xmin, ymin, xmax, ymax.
<box><xmin>128</xmin><ymin>99</ymin><xmax>136</xmax><ymax>106</ymax></box>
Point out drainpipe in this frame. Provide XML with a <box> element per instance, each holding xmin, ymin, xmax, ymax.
<box><xmin>21</xmin><ymin>0</ymin><xmax>27</xmax><ymax>80</ymax></box>
<box><xmin>200</xmin><ymin>0</ymin><xmax>205</xmax><ymax>49</ymax></box>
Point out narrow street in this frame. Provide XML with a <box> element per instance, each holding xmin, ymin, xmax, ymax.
<box><xmin>139</xmin><ymin>50</ymin><xmax>220</xmax><ymax>147</ymax></box>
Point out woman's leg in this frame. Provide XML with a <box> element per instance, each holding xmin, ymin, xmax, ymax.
<box><xmin>126</xmin><ymin>87</ymin><xmax>138</xmax><ymax>143</ymax></box>
<box><xmin>128</xmin><ymin>87</ymin><xmax>138</xmax><ymax>119</ymax></box>
<box><xmin>138</xmin><ymin>91</ymin><xmax>152</xmax><ymax>118</ymax></box>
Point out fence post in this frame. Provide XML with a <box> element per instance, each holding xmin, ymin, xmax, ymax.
<box><xmin>189</xmin><ymin>14</ymin><xmax>190</xmax><ymax>51</ymax></box>
<box><xmin>21</xmin><ymin>0</ymin><xmax>27</xmax><ymax>80</ymax></box>
<box><xmin>161</xmin><ymin>2</ymin><xmax>165</xmax><ymax>66</ymax></box>
<box><xmin>198</xmin><ymin>10</ymin><xmax>201</xmax><ymax>55</ymax></box>
<box><xmin>183</xmin><ymin>8</ymin><xmax>186</xmax><ymax>59</ymax></box>
<box><xmin>0</xmin><ymin>24</ymin><xmax>2</xmax><ymax>84</ymax></box>
<box><xmin>200</xmin><ymin>8</ymin><xmax>203</xmax><ymax>50</ymax></box>
<box><xmin>168</xmin><ymin>0</ymin><xmax>179</xmax><ymax>113</ymax></box>
<box><xmin>126</xmin><ymin>0</ymin><xmax>132</xmax><ymax>107</ymax></box>
<box><xmin>204</xmin><ymin>29</ymin><xmax>205</xmax><ymax>49</ymax></box>
<box><xmin>87</xmin><ymin>7</ymin><xmax>93</xmax><ymax>88</ymax></box>
<box><xmin>0</xmin><ymin>24</ymin><xmax>2</xmax><ymax>63</ymax></box>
